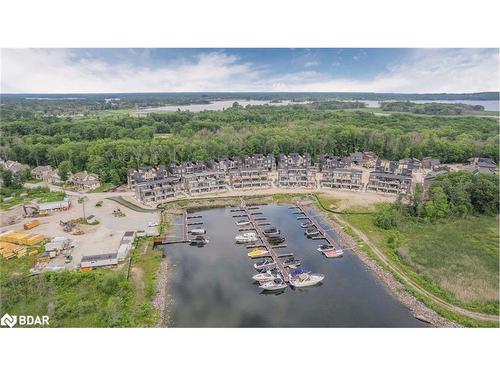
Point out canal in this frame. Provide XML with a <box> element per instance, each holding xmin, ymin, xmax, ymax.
<box><xmin>164</xmin><ymin>204</ymin><xmax>427</xmax><ymax>327</ymax></box>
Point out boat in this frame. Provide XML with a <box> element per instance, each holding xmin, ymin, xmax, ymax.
<box><xmin>235</xmin><ymin>232</ymin><xmax>258</xmax><ymax>244</ymax></box>
<box><xmin>305</xmin><ymin>227</ymin><xmax>319</xmax><ymax>237</ymax></box>
<box><xmin>258</xmin><ymin>278</ymin><xmax>287</xmax><ymax>291</ymax></box>
<box><xmin>190</xmin><ymin>228</ymin><xmax>206</xmax><ymax>235</ymax></box>
<box><xmin>317</xmin><ymin>244</ymin><xmax>335</xmax><ymax>252</ymax></box>
<box><xmin>290</xmin><ymin>268</ymin><xmax>311</xmax><ymax>277</ymax></box>
<box><xmin>247</xmin><ymin>248</ymin><xmax>269</xmax><ymax>258</ymax></box>
<box><xmin>236</xmin><ymin>220</ymin><xmax>251</xmax><ymax>226</ymax></box>
<box><xmin>282</xmin><ymin>258</ymin><xmax>301</xmax><ymax>268</ymax></box>
<box><xmin>190</xmin><ymin>235</ymin><xmax>209</xmax><ymax>246</ymax></box>
<box><xmin>252</xmin><ymin>270</ymin><xmax>281</xmax><ymax>282</ymax></box>
<box><xmin>254</xmin><ymin>259</ymin><xmax>276</xmax><ymax>270</ymax></box>
<box><xmin>263</xmin><ymin>227</ymin><xmax>280</xmax><ymax>236</ymax></box>
<box><xmin>324</xmin><ymin>249</ymin><xmax>344</xmax><ymax>258</ymax></box>
<box><xmin>267</xmin><ymin>234</ymin><xmax>285</xmax><ymax>244</ymax></box>
<box><xmin>300</xmin><ymin>222</ymin><xmax>313</xmax><ymax>228</ymax></box>
<box><xmin>289</xmin><ymin>273</ymin><xmax>325</xmax><ymax>288</ymax></box>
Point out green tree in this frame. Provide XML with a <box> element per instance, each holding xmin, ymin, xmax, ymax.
<box><xmin>58</xmin><ymin>160</ymin><xmax>72</xmax><ymax>182</ymax></box>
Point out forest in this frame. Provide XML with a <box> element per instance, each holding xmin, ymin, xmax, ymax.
<box><xmin>1</xmin><ymin>105</ymin><xmax>498</xmax><ymax>185</ymax></box>
<box><xmin>380</xmin><ymin>101</ymin><xmax>485</xmax><ymax>115</ymax></box>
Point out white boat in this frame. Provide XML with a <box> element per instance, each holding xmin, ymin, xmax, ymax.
<box><xmin>300</xmin><ymin>222</ymin><xmax>313</xmax><ymax>228</ymax></box>
<box><xmin>235</xmin><ymin>232</ymin><xmax>258</xmax><ymax>243</ymax></box>
<box><xmin>258</xmin><ymin>278</ymin><xmax>287</xmax><ymax>291</ymax></box>
<box><xmin>324</xmin><ymin>249</ymin><xmax>344</xmax><ymax>258</ymax></box>
<box><xmin>254</xmin><ymin>259</ymin><xmax>276</xmax><ymax>270</ymax></box>
<box><xmin>252</xmin><ymin>270</ymin><xmax>281</xmax><ymax>283</ymax></box>
<box><xmin>190</xmin><ymin>236</ymin><xmax>209</xmax><ymax>246</ymax></box>
<box><xmin>289</xmin><ymin>273</ymin><xmax>325</xmax><ymax>288</ymax></box>
<box><xmin>282</xmin><ymin>258</ymin><xmax>301</xmax><ymax>268</ymax></box>
<box><xmin>190</xmin><ymin>228</ymin><xmax>206</xmax><ymax>235</ymax></box>
<box><xmin>317</xmin><ymin>244</ymin><xmax>335</xmax><ymax>252</ymax></box>
<box><xmin>236</xmin><ymin>220</ymin><xmax>251</xmax><ymax>226</ymax></box>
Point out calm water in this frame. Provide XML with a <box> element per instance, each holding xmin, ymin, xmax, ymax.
<box><xmin>164</xmin><ymin>205</ymin><xmax>427</xmax><ymax>327</ymax></box>
<box><xmin>141</xmin><ymin>99</ymin><xmax>499</xmax><ymax>112</ymax></box>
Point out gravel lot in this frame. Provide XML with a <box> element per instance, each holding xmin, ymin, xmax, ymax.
<box><xmin>0</xmin><ymin>194</ymin><xmax>160</xmax><ymax>269</ymax></box>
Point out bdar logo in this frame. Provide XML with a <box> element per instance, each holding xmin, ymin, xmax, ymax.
<box><xmin>1</xmin><ymin>313</ymin><xmax>17</xmax><ymax>328</ymax></box>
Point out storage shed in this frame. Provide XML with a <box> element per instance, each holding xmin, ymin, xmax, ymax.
<box><xmin>80</xmin><ymin>253</ymin><xmax>118</xmax><ymax>268</ymax></box>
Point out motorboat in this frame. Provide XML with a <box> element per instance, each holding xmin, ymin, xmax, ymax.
<box><xmin>252</xmin><ymin>270</ymin><xmax>281</xmax><ymax>283</ymax></box>
<box><xmin>300</xmin><ymin>221</ymin><xmax>313</xmax><ymax>228</ymax></box>
<box><xmin>305</xmin><ymin>227</ymin><xmax>320</xmax><ymax>237</ymax></box>
<box><xmin>190</xmin><ymin>235</ymin><xmax>209</xmax><ymax>246</ymax></box>
<box><xmin>236</xmin><ymin>220</ymin><xmax>251</xmax><ymax>226</ymax></box>
<box><xmin>267</xmin><ymin>234</ymin><xmax>285</xmax><ymax>244</ymax></box>
<box><xmin>190</xmin><ymin>228</ymin><xmax>206</xmax><ymax>235</ymax></box>
<box><xmin>247</xmin><ymin>248</ymin><xmax>269</xmax><ymax>258</ymax></box>
<box><xmin>258</xmin><ymin>278</ymin><xmax>287</xmax><ymax>291</ymax></box>
<box><xmin>282</xmin><ymin>258</ymin><xmax>301</xmax><ymax>268</ymax></box>
<box><xmin>317</xmin><ymin>244</ymin><xmax>335</xmax><ymax>252</ymax></box>
<box><xmin>289</xmin><ymin>273</ymin><xmax>325</xmax><ymax>288</ymax></box>
<box><xmin>290</xmin><ymin>268</ymin><xmax>311</xmax><ymax>278</ymax></box>
<box><xmin>263</xmin><ymin>227</ymin><xmax>280</xmax><ymax>236</ymax></box>
<box><xmin>324</xmin><ymin>249</ymin><xmax>344</xmax><ymax>258</ymax></box>
<box><xmin>235</xmin><ymin>232</ymin><xmax>258</xmax><ymax>244</ymax></box>
<box><xmin>254</xmin><ymin>259</ymin><xmax>277</xmax><ymax>270</ymax></box>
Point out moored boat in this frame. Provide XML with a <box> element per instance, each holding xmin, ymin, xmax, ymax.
<box><xmin>317</xmin><ymin>244</ymin><xmax>335</xmax><ymax>252</ymax></box>
<box><xmin>247</xmin><ymin>248</ymin><xmax>269</xmax><ymax>258</ymax></box>
<box><xmin>235</xmin><ymin>232</ymin><xmax>258</xmax><ymax>244</ymax></box>
<box><xmin>289</xmin><ymin>273</ymin><xmax>325</xmax><ymax>288</ymax></box>
<box><xmin>305</xmin><ymin>227</ymin><xmax>319</xmax><ymax>237</ymax></box>
<box><xmin>254</xmin><ymin>258</ymin><xmax>276</xmax><ymax>270</ymax></box>
<box><xmin>190</xmin><ymin>235</ymin><xmax>209</xmax><ymax>246</ymax></box>
<box><xmin>258</xmin><ymin>278</ymin><xmax>287</xmax><ymax>291</ymax></box>
<box><xmin>267</xmin><ymin>234</ymin><xmax>285</xmax><ymax>244</ymax></box>
<box><xmin>263</xmin><ymin>227</ymin><xmax>280</xmax><ymax>236</ymax></box>
<box><xmin>190</xmin><ymin>228</ymin><xmax>206</xmax><ymax>235</ymax></box>
<box><xmin>282</xmin><ymin>257</ymin><xmax>301</xmax><ymax>268</ymax></box>
<box><xmin>324</xmin><ymin>249</ymin><xmax>344</xmax><ymax>258</ymax></box>
<box><xmin>236</xmin><ymin>220</ymin><xmax>251</xmax><ymax>226</ymax></box>
<box><xmin>252</xmin><ymin>270</ymin><xmax>281</xmax><ymax>283</ymax></box>
<box><xmin>300</xmin><ymin>221</ymin><xmax>313</xmax><ymax>228</ymax></box>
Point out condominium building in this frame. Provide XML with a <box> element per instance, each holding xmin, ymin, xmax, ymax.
<box><xmin>134</xmin><ymin>176</ymin><xmax>184</xmax><ymax>205</ymax></box>
<box><xmin>367</xmin><ymin>172</ymin><xmax>412</xmax><ymax>194</ymax></box>
<box><xmin>243</xmin><ymin>154</ymin><xmax>275</xmax><ymax>171</ymax></box>
<box><xmin>229</xmin><ymin>168</ymin><xmax>271</xmax><ymax>189</ymax></box>
<box><xmin>168</xmin><ymin>161</ymin><xmax>207</xmax><ymax>177</ymax></box>
<box><xmin>277</xmin><ymin>167</ymin><xmax>317</xmax><ymax>188</ymax></box>
<box><xmin>183</xmin><ymin>171</ymin><xmax>227</xmax><ymax>194</ymax></box>
<box><xmin>127</xmin><ymin>165</ymin><xmax>168</xmax><ymax>189</ymax></box>
<box><xmin>318</xmin><ymin>155</ymin><xmax>352</xmax><ymax>171</ymax></box>
<box><xmin>277</xmin><ymin>153</ymin><xmax>311</xmax><ymax>169</ymax></box>
<box><xmin>320</xmin><ymin>168</ymin><xmax>363</xmax><ymax>190</ymax></box>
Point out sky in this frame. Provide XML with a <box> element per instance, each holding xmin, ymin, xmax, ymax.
<box><xmin>1</xmin><ymin>48</ymin><xmax>498</xmax><ymax>94</ymax></box>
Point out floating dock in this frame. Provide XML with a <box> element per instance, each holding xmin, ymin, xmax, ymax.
<box><xmin>155</xmin><ymin>211</ymin><xmax>190</xmax><ymax>245</ymax></box>
<box><xmin>240</xmin><ymin>204</ymin><xmax>290</xmax><ymax>282</ymax></box>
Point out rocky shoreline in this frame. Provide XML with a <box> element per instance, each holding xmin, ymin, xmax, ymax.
<box><xmin>152</xmin><ymin>257</ymin><xmax>172</xmax><ymax>327</ymax></box>
<box><xmin>312</xmin><ymin>204</ymin><xmax>462</xmax><ymax>327</ymax></box>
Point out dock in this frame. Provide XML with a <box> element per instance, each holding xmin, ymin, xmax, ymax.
<box><xmin>240</xmin><ymin>204</ymin><xmax>290</xmax><ymax>282</ymax></box>
<box><xmin>294</xmin><ymin>205</ymin><xmax>345</xmax><ymax>250</ymax></box>
<box><xmin>155</xmin><ymin>210</ymin><xmax>190</xmax><ymax>245</ymax></box>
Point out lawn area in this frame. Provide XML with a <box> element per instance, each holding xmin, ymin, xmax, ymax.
<box><xmin>0</xmin><ymin>237</ymin><xmax>163</xmax><ymax>327</ymax></box>
<box><xmin>88</xmin><ymin>182</ymin><xmax>115</xmax><ymax>193</ymax></box>
<box><xmin>0</xmin><ymin>187</ymin><xmax>65</xmax><ymax>210</ymax></box>
<box><xmin>343</xmin><ymin>207</ymin><xmax>499</xmax><ymax>315</ymax></box>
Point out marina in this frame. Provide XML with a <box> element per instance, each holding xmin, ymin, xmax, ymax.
<box><xmin>163</xmin><ymin>205</ymin><xmax>427</xmax><ymax>327</ymax></box>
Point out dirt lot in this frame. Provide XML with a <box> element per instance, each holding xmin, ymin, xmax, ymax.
<box><xmin>0</xmin><ymin>194</ymin><xmax>159</xmax><ymax>269</ymax></box>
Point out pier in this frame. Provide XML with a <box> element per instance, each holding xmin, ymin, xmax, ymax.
<box><xmin>240</xmin><ymin>204</ymin><xmax>290</xmax><ymax>282</ymax></box>
<box><xmin>155</xmin><ymin>210</ymin><xmax>190</xmax><ymax>245</ymax></box>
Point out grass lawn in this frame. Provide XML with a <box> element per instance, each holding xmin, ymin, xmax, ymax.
<box><xmin>0</xmin><ymin>187</ymin><xmax>66</xmax><ymax>210</ymax></box>
<box><xmin>343</xmin><ymin>207</ymin><xmax>499</xmax><ymax>315</ymax></box>
<box><xmin>88</xmin><ymin>182</ymin><xmax>115</xmax><ymax>193</ymax></box>
<box><xmin>0</xmin><ymin>237</ymin><xmax>163</xmax><ymax>327</ymax></box>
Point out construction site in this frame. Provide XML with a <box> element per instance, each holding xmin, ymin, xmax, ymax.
<box><xmin>0</xmin><ymin>192</ymin><xmax>161</xmax><ymax>272</ymax></box>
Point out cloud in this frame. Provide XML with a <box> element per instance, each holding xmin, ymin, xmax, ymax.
<box><xmin>1</xmin><ymin>48</ymin><xmax>498</xmax><ymax>93</ymax></box>
<box><xmin>304</xmin><ymin>61</ymin><xmax>319</xmax><ymax>68</ymax></box>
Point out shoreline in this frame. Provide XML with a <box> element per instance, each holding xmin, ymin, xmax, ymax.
<box><xmin>153</xmin><ymin>195</ymin><xmax>462</xmax><ymax>327</ymax></box>
<box><xmin>306</xmin><ymin>202</ymin><xmax>461</xmax><ymax>327</ymax></box>
<box><xmin>152</xmin><ymin>256</ymin><xmax>172</xmax><ymax>327</ymax></box>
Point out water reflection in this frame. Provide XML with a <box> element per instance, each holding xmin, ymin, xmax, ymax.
<box><xmin>165</xmin><ymin>204</ymin><xmax>427</xmax><ymax>327</ymax></box>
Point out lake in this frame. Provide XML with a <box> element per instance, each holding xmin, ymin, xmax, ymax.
<box><xmin>140</xmin><ymin>99</ymin><xmax>499</xmax><ymax>112</ymax></box>
<box><xmin>164</xmin><ymin>204</ymin><xmax>427</xmax><ymax>327</ymax></box>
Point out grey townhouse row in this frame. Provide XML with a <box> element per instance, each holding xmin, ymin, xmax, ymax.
<box><xmin>320</xmin><ymin>168</ymin><xmax>363</xmax><ymax>190</ymax></box>
<box><xmin>277</xmin><ymin>167</ymin><xmax>318</xmax><ymax>188</ymax></box>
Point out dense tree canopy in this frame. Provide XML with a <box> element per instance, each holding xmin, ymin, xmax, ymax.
<box><xmin>1</xmin><ymin>106</ymin><xmax>498</xmax><ymax>184</ymax></box>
